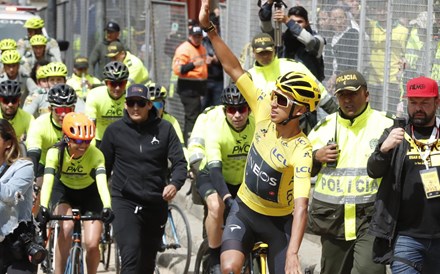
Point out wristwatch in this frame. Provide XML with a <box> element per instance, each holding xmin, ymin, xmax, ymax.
<box><xmin>202</xmin><ymin>21</ymin><xmax>216</xmax><ymax>33</ymax></box>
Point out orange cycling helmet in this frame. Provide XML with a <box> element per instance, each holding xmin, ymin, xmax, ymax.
<box><xmin>62</xmin><ymin>112</ymin><xmax>95</xmax><ymax>141</ymax></box>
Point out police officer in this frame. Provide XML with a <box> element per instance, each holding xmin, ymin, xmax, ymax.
<box><xmin>307</xmin><ymin>70</ymin><xmax>393</xmax><ymax>274</ymax></box>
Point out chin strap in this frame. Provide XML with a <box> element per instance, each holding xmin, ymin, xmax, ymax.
<box><xmin>278</xmin><ymin>104</ymin><xmax>303</xmax><ymax>125</ymax></box>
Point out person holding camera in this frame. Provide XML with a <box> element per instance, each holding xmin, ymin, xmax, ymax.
<box><xmin>307</xmin><ymin>70</ymin><xmax>392</xmax><ymax>274</ymax></box>
<box><xmin>0</xmin><ymin>119</ymin><xmax>42</xmax><ymax>274</ymax></box>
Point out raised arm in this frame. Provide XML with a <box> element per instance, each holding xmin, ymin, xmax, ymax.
<box><xmin>199</xmin><ymin>0</ymin><xmax>244</xmax><ymax>83</ymax></box>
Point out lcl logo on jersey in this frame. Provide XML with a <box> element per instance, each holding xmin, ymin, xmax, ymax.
<box><xmin>270</xmin><ymin>148</ymin><xmax>287</xmax><ymax>167</ymax></box>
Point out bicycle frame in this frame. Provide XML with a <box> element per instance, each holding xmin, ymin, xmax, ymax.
<box><xmin>48</xmin><ymin>209</ymin><xmax>102</xmax><ymax>274</ymax></box>
<box><xmin>161</xmin><ymin>208</ymin><xmax>181</xmax><ymax>249</ymax></box>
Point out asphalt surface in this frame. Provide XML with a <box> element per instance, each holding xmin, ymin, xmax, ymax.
<box><xmin>38</xmin><ymin>180</ymin><xmax>323</xmax><ymax>274</ymax></box>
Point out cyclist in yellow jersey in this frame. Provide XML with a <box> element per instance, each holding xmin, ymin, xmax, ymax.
<box><xmin>192</xmin><ymin>84</ymin><xmax>255</xmax><ymax>274</ymax></box>
<box><xmin>38</xmin><ymin>112</ymin><xmax>113</xmax><ymax>274</ymax></box>
<box><xmin>199</xmin><ymin>1</ymin><xmax>320</xmax><ymax>273</ymax></box>
<box><xmin>85</xmin><ymin>61</ymin><xmax>129</xmax><ymax>147</ymax></box>
<box><xmin>146</xmin><ymin>82</ymin><xmax>189</xmax><ymax>166</ymax></box>
<box><xmin>0</xmin><ymin>80</ymin><xmax>34</xmax><ymax>141</ymax></box>
<box><xmin>0</xmin><ymin>50</ymin><xmax>29</xmax><ymax>107</ymax></box>
<box><xmin>26</xmin><ymin>84</ymin><xmax>77</xmax><ymax>203</ymax></box>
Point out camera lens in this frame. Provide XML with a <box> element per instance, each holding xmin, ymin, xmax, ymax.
<box><xmin>26</xmin><ymin>242</ymin><xmax>47</xmax><ymax>265</ymax></box>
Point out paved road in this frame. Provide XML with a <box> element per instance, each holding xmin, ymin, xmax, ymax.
<box><xmin>38</xmin><ymin>180</ymin><xmax>322</xmax><ymax>274</ymax></box>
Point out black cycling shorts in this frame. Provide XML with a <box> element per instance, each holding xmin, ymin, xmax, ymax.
<box><xmin>196</xmin><ymin>171</ymin><xmax>240</xmax><ymax>200</ymax></box>
<box><xmin>221</xmin><ymin>198</ymin><xmax>293</xmax><ymax>274</ymax></box>
<box><xmin>50</xmin><ymin>180</ymin><xmax>103</xmax><ymax>214</ymax></box>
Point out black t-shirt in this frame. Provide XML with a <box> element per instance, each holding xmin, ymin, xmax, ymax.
<box><xmin>398</xmin><ymin>125</ymin><xmax>440</xmax><ymax>238</ymax></box>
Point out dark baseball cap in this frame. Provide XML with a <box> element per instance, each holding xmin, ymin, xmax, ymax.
<box><xmin>73</xmin><ymin>56</ymin><xmax>89</xmax><ymax>69</ymax></box>
<box><xmin>406</xmin><ymin>76</ymin><xmax>439</xmax><ymax>98</ymax></box>
<box><xmin>334</xmin><ymin>70</ymin><xmax>367</xmax><ymax>94</ymax></box>
<box><xmin>126</xmin><ymin>84</ymin><xmax>150</xmax><ymax>100</ymax></box>
<box><xmin>106</xmin><ymin>41</ymin><xmax>124</xmax><ymax>57</ymax></box>
<box><xmin>105</xmin><ymin>21</ymin><xmax>120</xmax><ymax>32</ymax></box>
<box><xmin>252</xmin><ymin>33</ymin><xmax>275</xmax><ymax>53</ymax></box>
<box><xmin>189</xmin><ymin>25</ymin><xmax>203</xmax><ymax>36</ymax></box>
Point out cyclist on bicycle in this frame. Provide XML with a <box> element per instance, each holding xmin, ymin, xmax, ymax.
<box><xmin>22</xmin><ymin>35</ymin><xmax>57</xmax><ymax>76</ymax></box>
<box><xmin>0</xmin><ymin>49</ymin><xmax>29</xmax><ymax>107</ymax></box>
<box><xmin>66</xmin><ymin>56</ymin><xmax>101</xmax><ymax>101</ymax></box>
<box><xmin>0</xmin><ymin>38</ymin><xmax>17</xmax><ymax>74</ymax></box>
<box><xmin>0</xmin><ymin>80</ymin><xmax>34</xmax><ymax>141</ymax></box>
<box><xmin>199</xmin><ymin>2</ymin><xmax>319</xmax><ymax>272</ymax></box>
<box><xmin>85</xmin><ymin>61</ymin><xmax>129</xmax><ymax>147</ymax></box>
<box><xmin>24</xmin><ymin>62</ymin><xmax>85</xmax><ymax>117</ymax></box>
<box><xmin>17</xmin><ymin>17</ymin><xmax>61</xmax><ymax>63</ymax></box>
<box><xmin>38</xmin><ymin>112</ymin><xmax>113</xmax><ymax>274</ymax></box>
<box><xmin>189</xmin><ymin>84</ymin><xmax>255</xmax><ymax>274</ymax></box>
<box><xmin>26</xmin><ymin>84</ymin><xmax>77</xmax><ymax>209</ymax></box>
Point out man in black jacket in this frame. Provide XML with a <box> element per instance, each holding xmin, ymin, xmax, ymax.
<box><xmin>100</xmin><ymin>84</ymin><xmax>187</xmax><ymax>274</ymax></box>
<box><xmin>368</xmin><ymin>76</ymin><xmax>440</xmax><ymax>273</ymax></box>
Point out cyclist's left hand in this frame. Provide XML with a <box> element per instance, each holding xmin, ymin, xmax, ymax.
<box><xmin>101</xmin><ymin>208</ymin><xmax>115</xmax><ymax>224</ymax></box>
<box><xmin>163</xmin><ymin>184</ymin><xmax>177</xmax><ymax>201</ymax></box>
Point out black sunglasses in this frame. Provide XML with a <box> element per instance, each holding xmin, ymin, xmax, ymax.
<box><xmin>126</xmin><ymin>99</ymin><xmax>148</xmax><ymax>108</ymax></box>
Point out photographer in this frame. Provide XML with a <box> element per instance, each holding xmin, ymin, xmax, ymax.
<box><xmin>0</xmin><ymin>119</ymin><xmax>41</xmax><ymax>274</ymax></box>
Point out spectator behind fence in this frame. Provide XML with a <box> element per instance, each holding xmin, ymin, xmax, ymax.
<box><xmin>89</xmin><ymin>21</ymin><xmax>124</xmax><ymax>80</ymax></box>
<box><xmin>326</xmin><ymin>6</ymin><xmax>360</xmax><ymax>94</ymax></box>
<box><xmin>307</xmin><ymin>70</ymin><xmax>391</xmax><ymax>274</ymax></box>
<box><xmin>172</xmin><ymin>25</ymin><xmax>208</xmax><ymax>143</ymax></box>
<box><xmin>368</xmin><ymin>76</ymin><xmax>440</xmax><ymax>273</ymax></box>
<box><xmin>258</xmin><ymin>2</ymin><xmax>326</xmax><ymax>81</ymax></box>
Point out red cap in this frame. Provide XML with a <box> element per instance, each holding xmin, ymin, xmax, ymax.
<box><xmin>406</xmin><ymin>76</ymin><xmax>439</xmax><ymax>98</ymax></box>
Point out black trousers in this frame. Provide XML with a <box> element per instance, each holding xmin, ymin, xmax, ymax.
<box><xmin>112</xmin><ymin>197</ymin><xmax>168</xmax><ymax>274</ymax></box>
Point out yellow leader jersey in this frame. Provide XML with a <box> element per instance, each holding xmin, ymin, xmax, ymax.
<box><xmin>236</xmin><ymin>73</ymin><xmax>312</xmax><ymax>216</ymax></box>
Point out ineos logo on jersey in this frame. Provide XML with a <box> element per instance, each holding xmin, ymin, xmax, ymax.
<box><xmin>270</xmin><ymin>148</ymin><xmax>287</xmax><ymax>167</ymax></box>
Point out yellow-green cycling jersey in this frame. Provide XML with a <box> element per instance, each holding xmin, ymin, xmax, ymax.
<box><xmin>40</xmin><ymin>145</ymin><xmax>111</xmax><ymax>209</ymax></box>
<box><xmin>123</xmin><ymin>51</ymin><xmax>149</xmax><ymax>86</ymax></box>
<box><xmin>205</xmin><ymin>110</ymin><xmax>255</xmax><ymax>185</ymax></box>
<box><xmin>85</xmin><ymin>86</ymin><xmax>125</xmax><ymax>141</ymax></box>
<box><xmin>163</xmin><ymin>112</ymin><xmax>189</xmax><ymax>168</ymax></box>
<box><xmin>236</xmin><ymin>74</ymin><xmax>312</xmax><ymax>217</ymax></box>
<box><xmin>188</xmin><ymin>105</ymin><xmax>226</xmax><ymax>169</ymax></box>
<box><xmin>307</xmin><ymin>104</ymin><xmax>393</xmax><ymax>240</ymax></box>
<box><xmin>26</xmin><ymin>113</ymin><xmax>63</xmax><ymax>166</ymax></box>
<box><xmin>0</xmin><ymin>108</ymin><xmax>34</xmax><ymax>139</ymax></box>
<box><xmin>66</xmin><ymin>73</ymin><xmax>102</xmax><ymax>100</ymax></box>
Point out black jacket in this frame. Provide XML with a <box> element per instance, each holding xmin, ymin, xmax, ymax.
<box><xmin>100</xmin><ymin>109</ymin><xmax>187</xmax><ymax>206</ymax></box>
<box><xmin>367</xmin><ymin>125</ymin><xmax>409</xmax><ymax>263</ymax></box>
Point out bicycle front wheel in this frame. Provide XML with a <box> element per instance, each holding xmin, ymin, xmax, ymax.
<box><xmin>194</xmin><ymin>238</ymin><xmax>210</xmax><ymax>274</ymax></box>
<box><xmin>66</xmin><ymin>246</ymin><xmax>83</xmax><ymax>274</ymax></box>
<box><xmin>156</xmin><ymin>203</ymin><xmax>192</xmax><ymax>274</ymax></box>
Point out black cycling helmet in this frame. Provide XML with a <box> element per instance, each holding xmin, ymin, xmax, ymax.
<box><xmin>0</xmin><ymin>80</ymin><xmax>22</xmax><ymax>97</ymax></box>
<box><xmin>221</xmin><ymin>84</ymin><xmax>247</xmax><ymax>106</ymax></box>
<box><xmin>47</xmin><ymin>84</ymin><xmax>77</xmax><ymax>106</ymax></box>
<box><xmin>103</xmin><ymin>61</ymin><xmax>129</xmax><ymax>81</ymax></box>
<box><xmin>146</xmin><ymin>82</ymin><xmax>167</xmax><ymax>101</ymax></box>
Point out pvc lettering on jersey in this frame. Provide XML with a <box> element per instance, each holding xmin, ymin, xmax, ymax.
<box><xmin>231</xmin><ymin>143</ymin><xmax>250</xmax><ymax>155</ymax></box>
<box><xmin>103</xmin><ymin>106</ymin><xmax>124</xmax><ymax>117</ymax></box>
<box><xmin>246</xmin><ymin>145</ymin><xmax>282</xmax><ymax>202</ymax></box>
<box><xmin>313</xmin><ymin>167</ymin><xmax>379</xmax><ymax>204</ymax></box>
<box><xmin>65</xmin><ymin>164</ymin><xmax>84</xmax><ymax>174</ymax></box>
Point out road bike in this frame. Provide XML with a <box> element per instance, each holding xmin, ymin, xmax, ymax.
<box><xmin>42</xmin><ymin>208</ymin><xmax>103</xmax><ymax>274</ymax></box>
<box><xmin>194</xmin><ymin>238</ymin><xmax>268</xmax><ymax>274</ymax></box>
<box><xmin>98</xmin><ymin>223</ymin><xmax>112</xmax><ymax>271</ymax></box>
